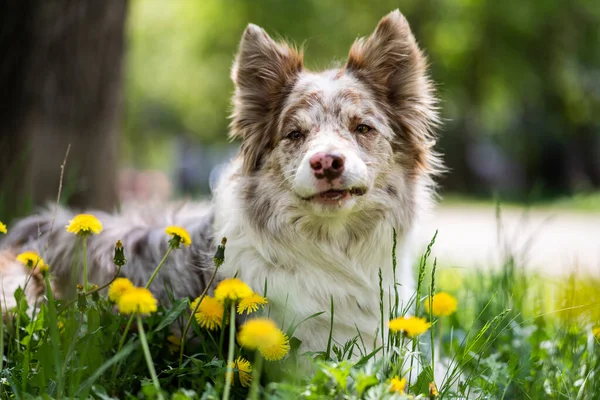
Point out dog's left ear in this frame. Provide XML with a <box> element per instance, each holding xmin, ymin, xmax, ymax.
<box><xmin>346</xmin><ymin>10</ymin><xmax>438</xmax><ymax>170</ymax></box>
<box><xmin>230</xmin><ymin>24</ymin><xmax>303</xmax><ymax>173</ymax></box>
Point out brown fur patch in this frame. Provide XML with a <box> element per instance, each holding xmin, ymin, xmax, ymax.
<box><xmin>230</xmin><ymin>24</ymin><xmax>304</xmax><ymax>174</ymax></box>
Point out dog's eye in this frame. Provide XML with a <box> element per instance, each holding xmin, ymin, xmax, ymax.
<box><xmin>355</xmin><ymin>124</ymin><xmax>372</xmax><ymax>134</ymax></box>
<box><xmin>287</xmin><ymin>130</ymin><xmax>304</xmax><ymax>140</ymax></box>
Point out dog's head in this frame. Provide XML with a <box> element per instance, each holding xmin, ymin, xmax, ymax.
<box><xmin>229</xmin><ymin>10</ymin><xmax>440</xmax><ymax>231</ymax></box>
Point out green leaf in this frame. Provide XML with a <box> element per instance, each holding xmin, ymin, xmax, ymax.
<box><xmin>410</xmin><ymin>365</ymin><xmax>434</xmax><ymax>396</ymax></box>
<box><xmin>285</xmin><ymin>311</ymin><xmax>325</xmax><ymax>339</ymax></box>
<box><xmin>353</xmin><ymin>346</ymin><xmax>382</xmax><ymax>369</ymax></box>
<box><xmin>154</xmin><ymin>298</ymin><xmax>188</xmax><ymax>332</ymax></box>
<box><xmin>75</xmin><ymin>342</ymin><xmax>138</xmax><ymax>397</ymax></box>
<box><xmin>354</xmin><ymin>372</ymin><xmax>379</xmax><ymax>396</ymax></box>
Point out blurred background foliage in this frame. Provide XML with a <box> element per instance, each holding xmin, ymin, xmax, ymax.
<box><xmin>123</xmin><ymin>0</ymin><xmax>600</xmax><ymax>200</ymax></box>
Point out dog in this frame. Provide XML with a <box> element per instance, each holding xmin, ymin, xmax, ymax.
<box><xmin>0</xmin><ymin>10</ymin><xmax>440</xmax><ymax>355</ymax></box>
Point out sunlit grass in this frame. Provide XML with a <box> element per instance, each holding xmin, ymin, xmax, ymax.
<box><xmin>442</xmin><ymin>192</ymin><xmax>600</xmax><ymax>212</ymax></box>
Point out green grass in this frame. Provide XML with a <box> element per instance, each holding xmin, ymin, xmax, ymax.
<box><xmin>1</xmin><ymin>228</ymin><xmax>599</xmax><ymax>399</ymax></box>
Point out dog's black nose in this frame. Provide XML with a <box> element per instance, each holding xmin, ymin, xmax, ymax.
<box><xmin>310</xmin><ymin>152</ymin><xmax>345</xmax><ymax>180</ymax></box>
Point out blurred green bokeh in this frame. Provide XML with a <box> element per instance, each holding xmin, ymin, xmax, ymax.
<box><xmin>124</xmin><ymin>0</ymin><xmax>600</xmax><ymax>198</ymax></box>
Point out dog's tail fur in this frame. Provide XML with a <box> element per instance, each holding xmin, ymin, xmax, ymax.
<box><xmin>0</xmin><ymin>202</ymin><xmax>216</xmax><ymax>311</ymax></box>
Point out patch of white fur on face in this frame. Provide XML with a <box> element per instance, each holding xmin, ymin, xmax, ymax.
<box><xmin>275</xmin><ymin>70</ymin><xmax>397</xmax><ymax>213</ymax></box>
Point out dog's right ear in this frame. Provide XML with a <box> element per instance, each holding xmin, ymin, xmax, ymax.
<box><xmin>230</xmin><ymin>24</ymin><xmax>303</xmax><ymax>174</ymax></box>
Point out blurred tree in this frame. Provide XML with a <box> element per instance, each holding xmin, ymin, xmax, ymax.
<box><xmin>0</xmin><ymin>0</ymin><xmax>127</xmax><ymax>218</ymax></box>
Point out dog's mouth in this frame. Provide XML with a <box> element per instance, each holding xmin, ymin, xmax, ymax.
<box><xmin>305</xmin><ymin>187</ymin><xmax>367</xmax><ymax>205</ymax></box>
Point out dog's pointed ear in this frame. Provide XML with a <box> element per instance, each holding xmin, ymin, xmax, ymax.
<box><xmin>346</xmin><ymin>10</ymin><xmax>439</xmax><ymax>171</ymax></box>
<box><xmin>230</xmin><ymin>24</ymin><xmax>303</xmax><ymax>173</ymax></box>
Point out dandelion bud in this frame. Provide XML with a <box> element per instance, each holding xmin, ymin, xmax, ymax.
<box><xmin>213</xmin><ymin>237</ymin><xmax>227</xmax><ymax>268</ymax></box>
<box><xmin>113</xmin><ymin>240</ymin><xmax>127</xmax><ymax>267</ymax></box>
<box><xmin>76</xmin><ymin>284</ymin><xmax>84</xmax><ymax>292</ymax></box>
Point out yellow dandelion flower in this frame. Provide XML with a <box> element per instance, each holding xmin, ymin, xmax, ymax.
<box><xmin>16</xmin><ymin>251</ymin><xmax>48</xmax><ymax>272</ymax></box>
<box><xmin>238</xmin><ymin>318</ymin><xmax>290</xmax><ymax>361</ymax></box>
<box><xmin>226</xmin><ymin>357</ymin><xmax>253</xmax><ymax>388</ymax></box>
<box><xmin>389</xmin><ymin>316</ymin><xmax>431</xmax><ymax>338</ymax></box>
<box><xmin>66</xmin><ymin>214</ymin><xmax>103</xmax><ymax>235</ymax></box>
<box><xmin>424</xmin><ymin>292</ymin><xmax>458</xmax><ymax>317</ymax></box>
<box><xmin>429</xmin><ymin>381</ymin><xmax>439</xmax><ymax>397</ymax></box>
<box><xmin>237</xmin><ymin>293</ymin><xmax>268</xmax><ymax>315</ymax></box>
<box><xmin>0</xmin><ymin>221</ymin><xmax>7</xmax><ymax>234</ymax></box>
<box><xmin>165</xmin><ymin>226</ymin><xmax>192</xmax><ymax>247</ymax></box>
<box><xmin>108</xmin><ymin>277</ymin><xmax>135</xmax><ymax>302</ymax></box>
<box><xmin>214</xmin><ymin>278</ymin><xmax>253</xmax><ymax>302</ymax></box>
<box><xmin>389</xmin><ymin>376</ymin><xmax>407</xmax><ymax>393</ymax></box>
<box><xmin>192</xmin><ymin>296</ymin><xmax>224</xmax><ymax>330</ymax></box>
<box><xmin>593</xmin><ymin>326</ymin><xmax>600</xmax><ymax>339</ymax></box>
<box><xmin>167</xmin><ymin>334</ymin><xmax>181</xmax><ymax>354</ymax></box>
<box><xmin>117</xmin><ymin>287</ymin><xmax>158</xmax><ymax>315</ymax></box>
<box><xmin>258</xmin><ymin>330</ymin><xmax>290</xmax><ymax>361</ymax></box>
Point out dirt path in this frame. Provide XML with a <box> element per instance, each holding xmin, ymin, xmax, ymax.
<box><xmin>417</xmin><ymin>205</ymin><xmax>600</xmax><ymax>276</ymax></box>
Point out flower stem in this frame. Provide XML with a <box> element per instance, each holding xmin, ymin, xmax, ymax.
<box><xmin>248</xmin><ymin>352</ymin><xmax>263</xmax><ymax>400</ymax></box>
<box><xmin>437</xmin><ymin>318</ymin><xmax>443</xmax><ymax>360</ymax></box>
<box><xmin>178</xmin><ymin>262</ymin><xmax>221</xmax><ymax>368</ymax></box>
<box><xmin>137</xmin><ymin>314</ymin><xmax>164</xmax><ymax>400</ymax></box>
<box><xmin>17</xmin><ymin>261</ymin><xmax>42</xmax><ymax>344</ymax></box>
<box><xmin>82</xmin><ymin>236</ymin><xmax>89</xmax><ymax>290</ymax></box>
<box><xmin>145</xmin><ymin>246</ymin><xmax>173</xmax><ymax>289</ymax></box>
<box><xmin>112</xmin><ymin>243</ymin><xmax>173</xmax><ymax>380</ymax></box>
<box><xmin>44</xmin><ymin>273</ymin><xmax>64</xmax><ymax>397</ymax></box>
<box><xmin>111</xmin><ymin>313</ymin><xmax>135</xmax><ymax>379</ymax></box>
<box><xmin>21</xmin><ymin>301</ymin><xmax>39</xmax><ymax>393</ymax></box>
<box><xmin>429</xmin><ymin>296</ymin><xmax>436</xmax><ymax>383</ymax></box>
<box><xmin>222</xmin><ymin>302</ymin><xmax>236</xmax><ymax>400</ymax></box>
<box><xmin>430</xmin><ymin>318</ymin><xmax>436</xmax><ymax>383</ymax></box>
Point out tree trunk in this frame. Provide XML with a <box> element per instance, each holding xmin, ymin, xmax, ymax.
<box><xmin>0</xmin><ymin>0</ymin><xmax>128</xmax><ymax>220</ymax></box>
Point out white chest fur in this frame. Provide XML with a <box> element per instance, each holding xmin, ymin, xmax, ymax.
<box><xmin>215</xmin><ymin>210</ymin><xmax>416</xmax><ymax>354</ymax></box>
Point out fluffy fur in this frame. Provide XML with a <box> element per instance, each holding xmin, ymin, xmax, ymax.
<box><xmin>0</xmin><ymin>10</ymin><xmax>440</xmax><ymax>355</ymax></box>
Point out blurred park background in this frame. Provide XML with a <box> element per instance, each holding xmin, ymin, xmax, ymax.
<box><xmin>1</xmin><ymin>0</ymin><xmax>599</xmax><ymax>274</ymax></box>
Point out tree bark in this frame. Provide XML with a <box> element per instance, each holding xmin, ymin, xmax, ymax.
<box><xmin>0</xmin><ymin>0</ymin><xmax>128</xmax><ymax>219</ymax></box>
